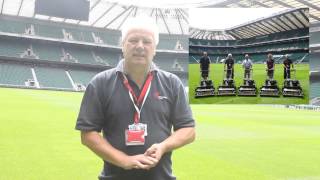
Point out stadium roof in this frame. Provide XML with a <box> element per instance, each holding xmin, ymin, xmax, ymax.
<box><xmin>0</xmin><ymin>0</ymin><xmax>191</xmax><ymax>35</ymax></box>
<box><xmin>1</xmin><ymin>0</ymin><xmax>319</xmax><ymax>36</ymax></box>
<box><xmin>226</xmin><ymin>8</ymin><xmax>309</xmax><ymax>39</ymax></box>
<box><xmin>190</xmin><ymin>8</ymin><xmax>309</xmax><ymax>40</ymax></box>
<box><xmin>204</xmin><ymin>0</ymin><xmax>320</xmax><ymax>24</ymax></box>
<box><xmin>189</xmin><ymin>28</ymin><xmax>236</xmax><ymax>40</ymax></box>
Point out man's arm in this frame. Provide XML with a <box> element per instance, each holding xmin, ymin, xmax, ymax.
<box><xmin>145</xmin><ymin>127</ymin><xmax>195</xmax><ymax>161</ymax></box>
<box><xmin>81</xmin><ymin>131</ymin><xmax>158</xmax><ymax>170</ymax></box>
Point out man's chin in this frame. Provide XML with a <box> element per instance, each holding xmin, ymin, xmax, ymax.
<box><xmin>131</xmin><ymin>57</ymin><xmax>148</xmax><ymax>64</ymax></box>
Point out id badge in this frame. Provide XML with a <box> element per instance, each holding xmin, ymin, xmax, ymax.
<box><xmin>128</xmin><ymin>123</ymin><xmax>148</xmax><ymax>136</ymax></box>
<box><xmin>125</xmin><ymin>129</ymin><xmax>145</xmax><ymax>146</ymax></box>
<box><xmin>126</xmin><ymin>123</ymin><xmax>148</xmax><ymax>146</ymax></box>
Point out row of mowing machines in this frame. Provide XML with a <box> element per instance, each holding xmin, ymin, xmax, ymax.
<box><xmin>195</xmin><ymin>69</ymin><xmax>303</xmax><ymax>98</ymax></box>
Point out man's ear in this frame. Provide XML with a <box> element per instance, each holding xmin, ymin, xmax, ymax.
<box><xmin>121</xmin><ymin>41</ymin><xmax>125</xmax><ymax>53</ymax></box>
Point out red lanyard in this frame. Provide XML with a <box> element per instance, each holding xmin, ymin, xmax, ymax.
<box><xmin>122</xmin><ymin>72</ymin><xmax>153</xmax><ymax>124</ymax></box>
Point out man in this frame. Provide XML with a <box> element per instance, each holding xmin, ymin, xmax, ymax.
<box><xmin>242</xmin><ymin>54</ymin><xmax>253</xmax><ymax>79</ymax></box>
<box><xmin>75</xmin><ymin>16</ymin><xmax>195</xmax><ymax>180</ymax></box>
<box><xmin>266</xmin><ymin>53</ymin><xmax>275</xmax><ymax>79</ymax></box>
<box><xmin>224</xmin><ymin>53</ymin><xmax>234</xmax><ymax>79</ymax></box>
<box><xmin>283</xmin><ymin>54</ymin><xmax>294</xmax><ymax>79</ymax></box>
<box><xmin>199</xmin><ymin>51</ymin><xmax>211</xmax><ymax>80</ymax></box>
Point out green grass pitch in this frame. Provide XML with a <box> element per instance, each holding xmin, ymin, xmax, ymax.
<box><xmin>189</xmin><ymin>63</ymin><xmax>309</xmax><ymax>104</ymax></box>
<box><xmin>0</xmin><ymin>88</ymin><xmax>320</xmax><ymax>180</ymax></box>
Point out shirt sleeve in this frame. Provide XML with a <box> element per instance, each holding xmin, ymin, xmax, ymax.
<box><xmin>75</xmin><ymin>81</ymin><xmax>105</xmax><ymax>132</ymax></box>
<box><xmin>170</xmin><ymin>75</ymin><xmax>195</xmax><ymax>131</ymax></box>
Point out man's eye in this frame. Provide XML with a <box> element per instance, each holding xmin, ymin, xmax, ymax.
<box><xmin>143</xmin><ymin>40</ymin><xmax>152</xmax><ymax>44</ymax></box>
<box><xmin>129</xmin><ymin>39</ymin><xmax>138</xmax><ymax>43</ymax></box>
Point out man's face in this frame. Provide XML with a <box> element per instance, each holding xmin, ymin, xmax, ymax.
<box><xmin>122</xmin><ymin>29</ymin><xmax>156</xmax><ymax>67</ymax></box>
<box><xmin>204</xmin><ymin>52</ymin><xmax>207</xmax><ymax>57</ymax></box>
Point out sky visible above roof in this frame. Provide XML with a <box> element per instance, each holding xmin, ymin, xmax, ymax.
<box><xmin>189</xmin><ymin>8</ymin><xmax>288</xmax><ymax>30</ymax></box>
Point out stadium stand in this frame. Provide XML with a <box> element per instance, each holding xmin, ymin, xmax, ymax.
<box><xmin>0</xmin><ymin>3</ymin><xmax>189</xmax><ymax>91</ymax></box>
<box><xmin>93</xmin><ymin>50</ymin><xmax>121</xmax><ymax>67</ymax></box>
<box><xmin>0</xmin><ymin>38</ymin><xmax>30</xmax><ymax>58</ymax></box>
<box><xmin>32</xmin><ymin>42</ymin><xmax>63</xmax><ymax>61</ymax></box>
<box><xmin>62</xmin><ymin>46</ymin><xmax>96</xmax><ymax>65</ymax></box>
<box><xmin>35</xmin><ymin>24</ymin><xmax>64</xmax><ymax>39</ymax></box>
<box><xmin>69</xmin><ymin>70</ymin><xmax>98</xmax><ymax>87</ymax></box>
<box><xmin>0</xmin><ymin>63</ymin><xmax>33</xmax><ymax>86</ymax></box>
<box><xmin>35</xmin><ymin>67</ymin><xmax>73</xmax><ymax>89</ymax></box>
<box><xmin>0</xmin><ymin>18</ymin><xmax>27</xmax><ymax>34</ymax></box>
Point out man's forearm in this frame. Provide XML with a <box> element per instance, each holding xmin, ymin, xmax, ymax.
<box><xmin>81</xmin><ymin>131</ymin><xmax>161</xmax><ymax>170</ymax></box>
<box><xmin>81</xmin><ymin>131</ymin><xmax>127</xmax><ymax>167</ymax></box>
<box><xmin>160</xmin><ymin>127</ymin><xmax>195</xmax><ymax>153</ymax></box>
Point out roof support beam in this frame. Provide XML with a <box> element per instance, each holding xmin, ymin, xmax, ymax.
<box><xmin>227</xmin><ymin>30</ymin><xmax>242</xmax><ymax>39</ymax></box>
<box><xmin>90</xmin><ymin>0</ymin><xmax>102</xmax><ymax>11</ymax></box>
<box><xmin>104</xmin><ymin>5</ymin><xmax>133</xmax><ymax>28</ymax></box>
<box><xmin>290</xmin><ymin>12</ymin><xmax>307</xmax><ymax>28</ymax></box>
<box><xmin>271</xmin><ymin>0</ymin><xmax>294</xmax><ymax>8</ymax></box>
<box><xmin>91</xmin><ymin>3</ymin><xmax>117</xmax><ymax>26</ymax></box>
<box><xmin>270</xmin><ymin>18</ymin><xmax>286</xmax><ymax>31</ymax></box>
<box><xmin>158</xmin><ymin>8</ymin><xmax>171</xmax><ymax>35</ymax></box>
<box><xmin>17</xmin><ymin>0</ymin><xmax>24</xmax><ymax>16</ymax></box>
<box><xmin>282</xmin><ymin>14</ymin><xmax>299</xmax><ymax>29</ymax></box>
<box><xmin>209</xmin><ymin>0</ymin><xmax>242</xmax><ymax>7</ymax></box>
<box><xmin>246</xmin><ymin>26</ymin><xmax>265</xmax><ymax>36</ymax></box>
<box><xmin>177</xmin><ymin>9</ymin><xmax>188</xmax><ymax>24</ymax></box>
<box><xmin>1</xmin><ymin>0</ymin><xmax>5</xmax><ymax>14</ymax></box>
<box><xmin>255</xmin><ymin>22</ymin><xmax>275</xmax><ymax>34</ymax></box>
<box><xmin>298</xmin><ymin>9</ymin><xmax>309</xmax><ymax>22</ymax></box>
<box><xmin>248</xmin><ymin>24</ymin><xmax>268</xmax><ymax>35</ymax></box>
<box><xmin>295</xmin><ymin>0</ymin><xmax>320</xmax><ymax>12</ymax></box>
<box><xmin>278</xmin><ymin>16</ymin><xmax>295</xmax><ymax>30</ymax></box>
<box><xmin>237</xmin><ymin>29</ymin><xmax>253</xmax><ymax>38</ymax></box>
<box><xmin>175</xmin><ymin>9</ymin><xmax>184</xmax><ymax>35</ymax></box>
<box><xmin>116</xmin><ymin>6</ymin><xmax>135</xmax><ymax>30</ymax></box>
<box><xmin>250</xmin><ymin>0</ymin><xmax>270</xmax><ymax>8</ymax></box>
<box><xmin>272</xmin><ymin>18</ymin><xmax>290</xmax><ymax>31</ymax></box>
<box><xmin>264</xmin><ymin>20</ymin><xmax>282</xmax><ymax>32</ymax></box>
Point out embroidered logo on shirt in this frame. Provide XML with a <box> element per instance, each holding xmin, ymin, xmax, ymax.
<box><xmin>158</xmin><ymin>96</ymin><xmax>168</xmax><ymax>100</ymax></box>
<box><xmin>153</xmin><ymin>91</ymin><xmax>168</xmax><ymax>100</ymax></box>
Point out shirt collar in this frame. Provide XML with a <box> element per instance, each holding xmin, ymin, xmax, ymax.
<box><xmin>115</xmin><ymin>59</ymin><xmax>159</xmax><ymax>73</ymax></box>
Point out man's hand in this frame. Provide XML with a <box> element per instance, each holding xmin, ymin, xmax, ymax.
<box><xmin>122</xmin><ymin>154</ymin><xmax>159</xmax><ymax>170</ymax></box>
<box><xmin>144</xmin><ymin>143</ymin><xmax>166</xmax><ymax>162</ymax></box>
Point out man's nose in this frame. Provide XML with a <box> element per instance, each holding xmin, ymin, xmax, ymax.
<box><xmin>136</xmin><ymin>40</ymin><xmax>144</xmax><ymax>47</ymax></box>
<box><xmin>135</xmin><ymin>40</ymin><xmax>144</xmax><ymax>51</ymax></box>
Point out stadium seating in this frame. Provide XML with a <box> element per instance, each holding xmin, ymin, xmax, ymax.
<box><xmin>176</xmin><ymin>57</ymin><xmax>188</xmax><ymax>71</ymax></box>
<box><xmin>81</xmin><ymin>30</ymin><xmax>95</xmax><ymax>43</ymax></box>
<box><xmin>0</xmin><ymin>63</ymin><xmax>33</xmax><ymax>85</ymax></box>
<box><xmin>63</xmin><ymin>46</ymin><xmax>96</xmax><ymax>65</ymax></box>
<box><xmin>35</xmin><ymin>24</ymin><xmax>64</xmax><ymax>39</ymax></box>
<box><xmin>32</xmin><ymin>42</ymin><xmax>63</xmax><ymax>61</ymax></box>
<box><xmin>69</xmin><ymin>70</ymin><xmax>99</xmax><ymax>86</ymax></box>
<box><xmin>63</xmin><ymin>28</ymin><xmax>84</xmax><ymax>41</ymax></box>
<box><xmin>0</xmin><ymin>39</ymin><xmax>30</xmax><ymax>58</ymax></box>
<box><xmin>35</xmin><ymin>67</ymin><xmax>73</xmax><ymax>89</ymax></box>
<box><xmin>94</xmin><ymin>31</ymin><xmax>120</xmax><ymax>46</ymax></box>
<box><xmin>0</xmin><ymin>16</ymin><xmax>188</xmax><ymax>91</ymax></box>
<box><xmin>158</xmin><ymin>35</ymin><xmax>188</xmax><ymax>50</ymax></box>
<box><xmin>153</xmin><ymin>55</ymin><xmax>187</xmax><ymax>72</ymax></box>
<box><xmin>93</xmin><ymin>50</ymin><xmax>120</xmax><ymax>66</ymax></box>
<box><xmin>0</xmin><ymin>18</ymin><xmax>27</xmax><ymax>34</ymax></box>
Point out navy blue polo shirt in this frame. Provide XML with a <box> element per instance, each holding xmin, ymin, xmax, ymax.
<box><xmin>75</xmin><ymin>59</ymin><xmax>195</xmax><ymax>180</ymax></box>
